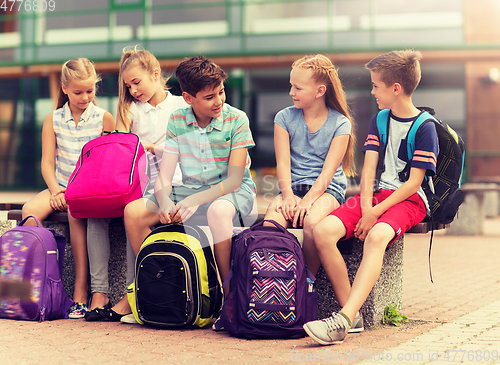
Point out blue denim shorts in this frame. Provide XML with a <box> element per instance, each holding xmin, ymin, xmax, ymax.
<box><xmin>145</xmin><ymin>184</ymin><xmax>255</xmax><ymax>219</ymax></box>
<box><xmin>291</xmin><ymin>184</ymin><xmax>345</xmax><ymax>205</ymax></box>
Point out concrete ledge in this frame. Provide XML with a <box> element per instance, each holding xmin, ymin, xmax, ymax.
<box><xmin>316</xmin><ymin>236</ymin><xmax>404</xmax><ymax>328</ymax></box>
<box><xmin>447</xmin><ymin>183</ymin><xmax>500</xmax><ymax>235</ymax></box>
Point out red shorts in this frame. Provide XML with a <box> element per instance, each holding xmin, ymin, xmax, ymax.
<box><xmin>329</xmin><ymin>189</ymin><xmax>427</xmax><ymax>246</ymax></box>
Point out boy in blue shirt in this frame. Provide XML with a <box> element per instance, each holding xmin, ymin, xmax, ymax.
<box><xmin>303</xmin><ymin>50</ymin><xmax>439</xmax><ymax>345</ymax></box>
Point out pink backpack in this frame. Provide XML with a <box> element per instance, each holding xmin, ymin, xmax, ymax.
<box><xmin>65</xmin><ymin>132</ymin><xmax>149</xmax><ymax>218</ymax></box>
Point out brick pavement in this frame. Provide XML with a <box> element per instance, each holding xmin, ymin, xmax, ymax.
<box><xmin>1</xmin><ymin>192</ymin><xmax>500</xmax><ymax>364</ymax></box>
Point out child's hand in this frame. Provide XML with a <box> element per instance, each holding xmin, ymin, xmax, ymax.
<box><xmin>293</xmin><ymin>197</ymin><xmax>313</xmax><ymax>228</ymax></box>
<box><xmin>171</xmin><ymin>196</ymin><xmax>200</xmax><ymax>223</ymax></box>
<box><xmin>142</xmin><ymin>142</ymin><xmax>156</xmax><ymax>154</ymax></box>
<box><xmin>50</xmin><ymin>189</ymin><xmax>67</xmax><ymax>211</ymax></box>
<box><xmin>354</xmin><ymin>209</ymin><xmax>378</xmax><ymax>241</ymax></box>
<box><xmin>278</xmin><ymin>195</ymin><xmax>298</xmax><ymax>222</ymax></box>
<box><xmin>159</xmin><ymin>198</ymin><xmax>176</xmax><ymax>224</ymax></box>
<box><xmin>281</xmin><ymin>195</ymin><xmax>300</xmax><ymax>221</ymax></box>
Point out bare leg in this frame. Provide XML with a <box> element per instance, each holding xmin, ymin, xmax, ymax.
<box><xmin>68</xmin><ymin>211</ymin><xmax>88</xmax><ymax>304</ymax></box>
<box><xmin>124</xmin><ymin>198</ymin><xmax>160</xmax><ymax>255</ymax></box>
<box><xmin>313</xmin><ymin>215</ymin><xmax>351</xmax><ymax>307</ymax></box>
<box><xmin>341</xmin><ymin>223</ymin><xmax>394</xmax><ymax>321</ymax></box>
<box><xmin>207</xmin><ymin>199</ymin><xmax>236</xmax><ymax>297</ymax></box>
<box><xmin>22</xmin><ymin>189</ymin><xmax>54</xmax><ymax>225</ymax></box>
<box><xmin>111</xmin><ymin>198</ymin><xmax>160</xmax><ymax>315</ymax></box>
<box><xmin>263</xmin><ymin>195</ymin><xmax>290</xmax><ymax>229</ymax></box>
<box><xmin>302</xmin><ymin>194</ymin><xmax>340</xmax><ymax>276</ymax></box>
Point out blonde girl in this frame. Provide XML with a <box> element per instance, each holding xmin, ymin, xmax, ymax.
<box><xmin>264</xmin><ymin>54</ymin><xmax>356</xmax><ymax>275</ymax></box>
<box><xmin>84</xmin><ymin>46</ymin><xmax>187</xmax><ymax>321</ymax></box>
<box><xmin>22</xmin><ymin>58</ymin><xmax>115</xmax><ymax>318</ymax></box>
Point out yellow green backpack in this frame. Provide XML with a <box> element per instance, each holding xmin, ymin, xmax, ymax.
<box><xmin>127</xmin><ymin>223</ymin><xmax>223</xmax><ymax>327</ymax></box>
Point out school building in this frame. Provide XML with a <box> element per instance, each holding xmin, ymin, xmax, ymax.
<box><xmin>0</xmin><ymin>0</ymin><xmax>499</xmax><ymax>190</ymax></box>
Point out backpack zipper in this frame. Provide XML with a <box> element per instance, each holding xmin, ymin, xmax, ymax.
<box><xmin>130</xmin><ymin>134</ymin><xmax>140</xmax><ymax>185</ymax></box>
<box><xmin>137</xmin><ymin>250</ymin><xmax>198</xmax><ymax>326</ymax></box>
<box><xmin>14</xmin><ymin>229</ymin><xmax>47</xmax><ymax>321</ymax></box>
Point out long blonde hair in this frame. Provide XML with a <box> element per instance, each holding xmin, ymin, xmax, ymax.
<box><xmin>117</xmin><ymin>46</ymin><xmax>168</xmax><ymax>130</ymax></box>
<box><xmin>292</xmin><ymin>54</ymin><xmax>357</xmax><ymax>177</ymax></box>
<box><xmin>57</xmin><ymin>58</ymin><xmax>100</xmax><ymax>109</ymax></box>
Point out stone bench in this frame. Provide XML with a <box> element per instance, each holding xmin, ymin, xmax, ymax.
<box><xmin>2</xmin><ymin>203</ymin><xmax>447</xmax><ymax>329</ymax></box>
<box><xmin>446</xmin><ymin>183</ymin><xmax>500</xmax><ymax>236</ymax></box>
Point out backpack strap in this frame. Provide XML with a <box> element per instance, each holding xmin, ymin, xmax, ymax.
<box><xmin>398</xmin><ymin>110</ymin><xmax>438</xmax><ymax>183</ymax></box>
<box><xmin>404</xmin><ymin>111</ymin><xmax>438</xmax><ymax>161</ymax></box>
<box><xmin>374</xmin><ymin>109</ymin><xmax>391</xmax><ymax>192</ymax></box>
<box><xmin>401</xmin><ymin>109</ymin><xmax>440</xmax><ymax>283</ymax></box>
<box><xmin>376</xmin><ymin>109</ymin><xmax>391</xmax><ymax>147</ymax></box>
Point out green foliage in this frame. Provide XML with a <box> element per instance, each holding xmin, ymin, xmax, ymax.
<box><xmin>383</xmin><ymin>304</ymin><xmax>408</xmax><ymax>326</ymax></box>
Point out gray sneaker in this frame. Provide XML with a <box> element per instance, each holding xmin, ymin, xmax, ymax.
<box><xmin>303</xmin><ymin>312</ymin><xmax>351</xmax><ymax>345</ymax></box>
<box><xmin>349</xmin><ymin>313</ymin><xmax>364</xmax><ymax>333</ymax></box>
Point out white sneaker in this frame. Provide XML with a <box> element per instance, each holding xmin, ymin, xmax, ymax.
<box><xmin>120</xmin><ymin>313</ymin><xmax>138</xmax><ymax>324</ymax></box>
<box><xmin>303</xmin><ymin>312</ymin><xmax>351</xmax><ymax>345</ymax></box>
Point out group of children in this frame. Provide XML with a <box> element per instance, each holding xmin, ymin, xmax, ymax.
<box><xmin>22</xmin><ymin>47</ymin><xmax>438</xmax><ymax>346</ymax></box>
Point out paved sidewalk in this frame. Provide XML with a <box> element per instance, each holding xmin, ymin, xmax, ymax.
<box><xmin>359</xmin><ymin>298</ymin><xmax>500</xmax><ymax>364</ymax></box>
<box><xmin>1</xmin><ymin>192</ymin><xmax>499</xmax><ymax>364</ymax></box>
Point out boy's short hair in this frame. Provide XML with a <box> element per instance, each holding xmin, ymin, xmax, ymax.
<box><xmin>175</xmin><ymin>55</ymin><xmax>228</xmax><ymax>97</ymax></box>
<box><xmin>365</xmin><ymin>50</ymin><xmax>422</xmax><ymax>96</ymax></box>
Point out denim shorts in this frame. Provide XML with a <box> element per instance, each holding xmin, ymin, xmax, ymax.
<box><xmin>291</xmin><ymin>184</ymin><xmax>345</xmax><ymax>205</ymax></box>
<box><xmin>145</xmin><ymin>184</ymin><xmax>255</xmax><ymax>219</ymax></box>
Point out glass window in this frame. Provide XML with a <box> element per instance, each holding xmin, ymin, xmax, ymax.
<box><xmin>333</xmin><ymin>0</ymin><xmax>369</xmax><ymax>29</ymax></box>
<box><xmin>140</xmin><ymin>7</ymin><xmax>227</xmax><ymax>39</ymax></box>
<box><xmin>112</xmin><ymin>0</ymin><xmax>145</xmax><ymax>7</ymax></box>
<box><xmin>153</xmin><ymin>0</ymin><xmax>215</xmax><ymax>4</ymax></box>
<box><xmin>51</xmin><ymin>0</ymin><xmax>109</xmax><ymax>11</ymax></box>
<box><xmin>151</xmin><ymin>7</ymin><xmax>225</xmax><ymax>24</ymax></box>
<box><xmin>245</xmin><ymin>1</ymin><xmax>330</xmax><ymax>34</ymax></box>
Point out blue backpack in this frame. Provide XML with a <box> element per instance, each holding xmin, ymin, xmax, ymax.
<box><xmin>375</xmin><ymin>107</ymin><xmax>466</xmax><ymax>225</ymax></box>
<box><xmin>215</xmin><ymin>220</ymin><xmax>318</xmax><ymax>339</ymax></box>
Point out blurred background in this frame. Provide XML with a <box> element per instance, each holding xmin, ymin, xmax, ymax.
<box><xmin>0</xmin><ymin>0</ymin><xmax>499</xmax><ymax>192</ymax></box>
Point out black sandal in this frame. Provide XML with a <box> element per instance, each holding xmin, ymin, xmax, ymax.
<box><xmin>84</xmin><ymin>302</ymin><xmax>111</xmax><ymax>322</ymax></box>
<box><xmin>97</xmin><ymin>306</ymin><xmax>131</xmax><ymax>322</ymax></box>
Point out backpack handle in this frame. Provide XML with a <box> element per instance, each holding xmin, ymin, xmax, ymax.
<box><xmin>250</xmin><ymin>219</ymin><xmax>287</xmax><ymax>233</ymax></box>
<box><xmin>18</xmin><ymin>215</ymin><xmax>42</xmax><ymax>227</ymax></box>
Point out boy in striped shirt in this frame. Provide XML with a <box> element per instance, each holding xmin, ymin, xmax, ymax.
<box><xmin>124</xmin><ymin>55</ymin><xmax>256</xmax><ymax>298</ymax></box>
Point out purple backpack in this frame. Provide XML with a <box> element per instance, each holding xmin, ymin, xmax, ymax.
<box><xmin>0</xmin><ymin>216</ymin><xmax>73</xmax><ymax>321</ymax></box>
<box><xmin>216</xmin><ymin>220</ymin><xmax>318</xmax><ymax>338</ymax></box>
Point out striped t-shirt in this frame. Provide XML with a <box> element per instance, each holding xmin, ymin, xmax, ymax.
<box><xmin>53</xmin><ymin>102</ymin><xmax>104</xmax><ymax>187</ymax></box>
<box><xmin>164</xmin><ymin>103</ymin><xmax>256</xmax><ymax>194</ymax></box>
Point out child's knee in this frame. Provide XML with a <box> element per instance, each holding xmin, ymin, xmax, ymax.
<box><xmin>302</xmin><ymin>214</ymin><xmax>323</xmax><ymax>235</ymax></box>
<box><xmin>313</xmin><ymin>217</ymin><xmax>344</xmax><ymax>248</ymax></box>
<box><xmin>364</xmin><ymin>226</ymin><xmax>394</xmax><ymax>251</ymax></box>
<box><xmin>124</xmin><ymin>200</ymin><xmax>147</xmax><ymax>226</ymax></box>
<box><xmin>207</xmin><ymin>200</ymin><xmax>235</xmax><ymax>224</ymax></box>
<box><xmin>22</xmin><ymin>202</ymin><xmax>33</xmax><ymax>217</ymax></box>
